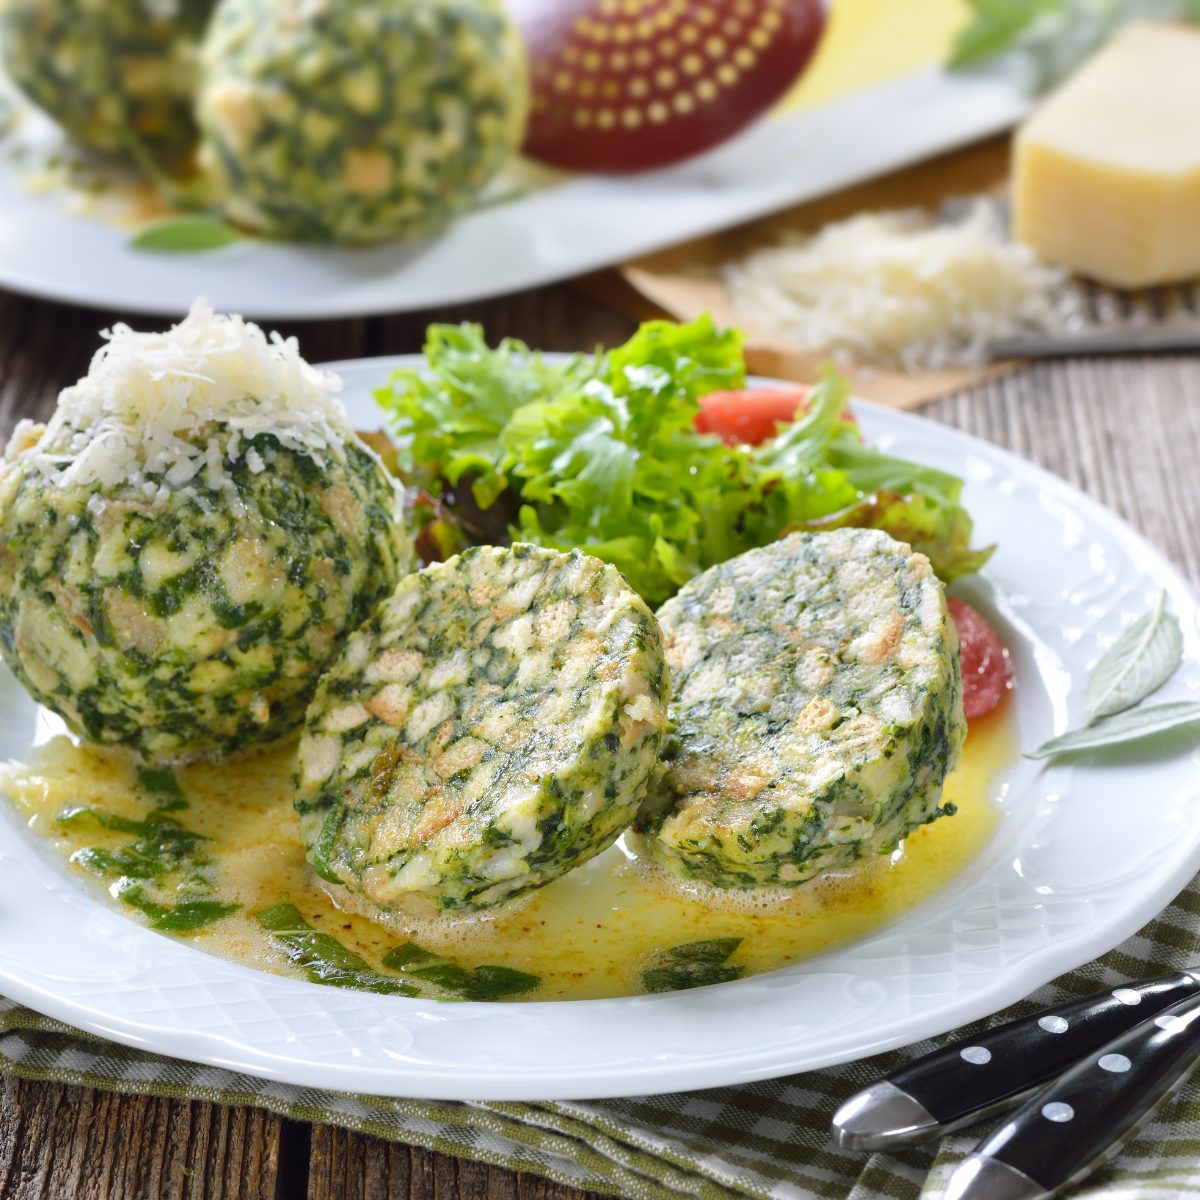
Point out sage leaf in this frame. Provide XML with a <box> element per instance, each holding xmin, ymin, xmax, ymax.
<box><xmin>1085</xmin><ymin>591</ymin><xmax>1183</xmax><ymax>723</ymax></box>
<box><xmin>129</xmin><ymin>215</ymin><xmax>242</xmax><ymax>254</ymax></box>
<box><xmin>1028</xmin><ymin>701</ymin><xmax>1200</xmax><ymax>760</ymax></box>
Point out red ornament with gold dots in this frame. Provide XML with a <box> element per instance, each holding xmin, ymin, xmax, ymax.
<box><xmin>512</xmin><ymin>0</ymin><xmax>826</xmax><ymax>174</ymax></box>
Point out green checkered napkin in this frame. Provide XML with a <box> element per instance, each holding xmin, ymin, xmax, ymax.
<box><xmin>5</xmin><ymin>883</ymin><xmax>1200</xmax><ymax>1200</ymax></box>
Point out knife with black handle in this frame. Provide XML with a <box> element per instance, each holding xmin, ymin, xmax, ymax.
<box><xmin>943</xmin><ymin>989</ymin><xmax>1200</xmax><ymax>1200</ymax></box>
<box><xmin>832</xmin><ymin>969</ymin><xmax>1200</xmax><ymax>1151</ymax></box>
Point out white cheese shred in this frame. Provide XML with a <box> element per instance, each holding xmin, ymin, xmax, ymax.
<box><xmin>18</xmin><ymin>299</ymin><xmax>352</xmax><ymax>490</ymax></box>
<box><xmin>725</xmin><ymin>203</ymin><xmax>1074</xmax><ymax>371</ymax></box>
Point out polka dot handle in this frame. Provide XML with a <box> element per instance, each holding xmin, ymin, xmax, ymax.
<box><xmin>833</xmin><ymin>970</ymin><xmax>1200</xmax><ymax>1151</ymax></box>
<box><xmin>512</xmin><ymin>0</ymin><xmax>825</xmax><ymax>172</ymax></box>
<box><xmin>948</xmin><ymin>989</ymin><xmax>1200</xmax><ymax>1200</ymax></box>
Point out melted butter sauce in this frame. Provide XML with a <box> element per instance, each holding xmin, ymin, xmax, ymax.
<box><xmin>2</xmin><ymin>705</ymin><xmax>1015</xmax><ymax>1001</ymax></box>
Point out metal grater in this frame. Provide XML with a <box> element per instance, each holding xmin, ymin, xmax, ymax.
<box><xmin>938</xmin><ymin>194</ymin><xmax>1200</xmax><ymax>358</ymax></box>
<box><xmin>988</xmin><ymin>277</ymin><xmax>1200</xmax><ymax>358</ymax></box>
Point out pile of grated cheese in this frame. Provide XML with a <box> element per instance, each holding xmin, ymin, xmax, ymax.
<box><xmin>10</xmin><ymin>299</ymin><xmax>353</xmax><ymax>494</ymax></box>
<box><xmin>725</xmin><ymin>203</ymin><xmax>1072</xmax><ymax>371</ymax></box>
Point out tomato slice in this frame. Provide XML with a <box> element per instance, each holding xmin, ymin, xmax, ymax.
<box><xmin>695</xmin><ymin>387</ymin><xmax>858</xmax><ymax>445</ymax></box>
<box><xmin>947</xmin><ymin>597</ymin><xmax>1013</xmax><ymax>720</ymax></box>
<box><xmin>695</xmin><ymin>387</ymin><xmax>810</xmax><ymax>444</ymax></box>
<box><xmin>513</xmin><ymin>0</ymin><xmax>826</xmax><ymax>174</ymax></box>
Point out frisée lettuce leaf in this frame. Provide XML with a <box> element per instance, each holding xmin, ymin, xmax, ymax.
<box><xmin>376</xmin><ymin>317</ymin><xmax>992</xmax><ymax>606</ymax></box>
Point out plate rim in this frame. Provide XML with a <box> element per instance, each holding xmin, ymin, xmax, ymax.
<box><xmin>0</xmin><ymin>354</ymin><xmax>1197</xmax><ymax>1100</ymax></box>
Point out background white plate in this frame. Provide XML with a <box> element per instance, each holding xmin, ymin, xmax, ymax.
<box><xmin>0</xmin><ymin>66</ymin><xmax>1027</xmax><ymax>321</ymax></box>
<box><xmin>1</xmin><ymin>356</ymin><xmax>1198</xmax><ymax>1102</ymax></box>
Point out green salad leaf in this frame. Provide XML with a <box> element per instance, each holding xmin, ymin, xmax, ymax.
<box><xmin>947</xmin><ymin>0</ymin><xmax>1063</xmax><ymax>70</ymax></box>
<box><xmin>377</xmin><ymin>316</ymin><xmax>992</xmax><ymax>607</ymax></box>
<box><xmin>947</xmin><ymin>0</ymin><xmax>1200</xmax><ymax>89</ymax></box>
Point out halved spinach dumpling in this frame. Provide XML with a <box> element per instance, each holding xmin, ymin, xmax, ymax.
<box><xmin>634</xmin><ymin>529</ymin><xmax>965</xmax><ymax>890</ymax></box>
<box><xmin>296</xmin><ymin>544</ymin><xmax>670</xmax><ymax>915</ymax></box>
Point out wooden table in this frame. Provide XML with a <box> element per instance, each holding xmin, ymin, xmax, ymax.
<box><xmin>1</xmin><ymin>282</ymin><xmax>1197</xmax><ymax>1200</ymax></box>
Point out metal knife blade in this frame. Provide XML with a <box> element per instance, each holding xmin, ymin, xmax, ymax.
<box><xmin>988</xmin><ymin>325</ymin><xmax>1200</xmax><ymax>359</ymax></box>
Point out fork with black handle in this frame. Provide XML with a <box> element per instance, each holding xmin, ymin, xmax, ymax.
<box><xmin>833</xmin><ymin>971</ymin><xmax>1200</xmax><ymax>1197</ymax></box>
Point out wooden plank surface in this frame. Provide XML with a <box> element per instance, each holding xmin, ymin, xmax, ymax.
<box><xmin>0</xmin><ymin>281</ymin><xmax>1196</xmax><ymax>1200</ymax></box>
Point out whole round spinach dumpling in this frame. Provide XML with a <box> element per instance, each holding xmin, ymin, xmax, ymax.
<box><xmin>634</xmin><ymin>529</ymin><xmax>965</xmax><ymax>890</ymax></box>
<box><xmin>0</xmin><ymin>303</ymin><xmax>411</xmax><ymax>764</ymax></box>
<box><xmin>195</xmin><ymin>0</ymin><xmax>528</xmax><ymax>244</ymax></box>
<box><xmin>0</xmin><ymin>0</ymin><xmax>214</xmax><ymax>154</ymax></box>
<box><xmin>296</xmin><ymin>544</ymin><xmax>670</xmax><ymax>915</ymax></box>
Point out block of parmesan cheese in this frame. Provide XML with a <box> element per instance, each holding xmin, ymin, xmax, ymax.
<box><xmin>1013</xmin><ymin>22</ymin><xmax>1200</xmax><ymax>288</ymax></box>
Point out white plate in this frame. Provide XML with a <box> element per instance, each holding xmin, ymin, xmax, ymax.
<box><xmin>0</xmin><ymin>65</ymin><xmax>1028</xmax><ymax>320</ymax></box>
<box><xmin>1</xmin><ymin>355</ymin><xmax>1199</xmax><ymax>1102</ymax></box>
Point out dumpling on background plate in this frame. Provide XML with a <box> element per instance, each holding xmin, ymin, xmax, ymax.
<box><xmin>0</xmin><ymin>0</ymin><xmax>215</xmax><ymax>154</ymax></box>
<box><xmin>195</xmin><ymin>0</ymin><xmax>528</xmax><ymax>243</ymax></box>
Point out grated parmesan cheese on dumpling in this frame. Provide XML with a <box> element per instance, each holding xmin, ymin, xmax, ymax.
<box><xmin>725</xmin><ymin>204</ymin><xmax>1074</xmax><ymax>371</ymax></box>
<box><xmin>0</xmin><ymin>301</ymin><xmax>412</xmax><ymax>763</ymax></box>
<box><xmin>22</xmin><ymin>299</ymin><xmax>352</xmax><ymax>490</ymax></box>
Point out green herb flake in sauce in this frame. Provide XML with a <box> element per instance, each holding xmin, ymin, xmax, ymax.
<box><xmin>135</xmin><ymin>765</ymin><xmax>188</xmax><ymax>810</ymax></box>
<box><xmin>379</xmin><ymin>941</ymin><xmax>434</xmax><ymax>968</ymax></box>
<box><xmin>255</xmin><ymin>903</ymin><xmax>417</xmax><ymax>997</ymax></box>
<box><xmin>62</xmin><ymin>806</ymin><xmax>210</xmax><ymax>879</ymax></box>
<box><xmin>405</xmin><ymin>961</ymin><xmax>474</xmax><ymax>991</ymax></box>
<box><xmin>59</xmin><ymin>805</ymin><xmax>158</xmax><ymax>837</ymax></box>
<box><xmin>641</xmin><ymin>937</ymin><xmax>745</xmax><ymax>994</ymax></box>
<box><xmin>454</xmin><ymin>964</ymin><xmax>542</xmax><ymax>1002</ymax></box>
<box><xmin>662</xmin><ymin>938</ymin><xmax>744</xmax><ymax>965</ymax></box>
<box><xmin>381</xmin><ymin>943</ymin><xmax>541</xmax><ymax>1002</ymax></box>
<box><xmin>115</xmin><ymin>881</ymin><xmax>238</xmax><ymax>933</ymax></box>
<box><xmin>58</xmin><ymin>802</ymin><xmax>237</xmax><ymax>932</ymax></box>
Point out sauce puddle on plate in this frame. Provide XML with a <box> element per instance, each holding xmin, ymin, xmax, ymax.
<box><xmin>2</xmin><ymin>705</ymin><xmax>1015</xmax><ymax>1001</ymax></box>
